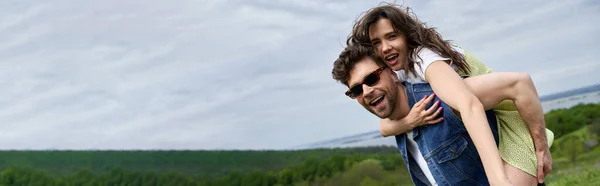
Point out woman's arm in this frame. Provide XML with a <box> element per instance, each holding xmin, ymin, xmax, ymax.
<box><xmin>380</xmin><ymin>93</ymin><xmax>443</xmax><ymax>137</ymax></box>
<box><xmin>425</xmin><ymin>61</ymin><xmax>511</xmax><ymax>185</ymax></box>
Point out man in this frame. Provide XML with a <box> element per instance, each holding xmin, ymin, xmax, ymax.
<box><xmin>331</xmin><ymin>45</ymin><xmax>509</xmax><ymax>186</ymax></box>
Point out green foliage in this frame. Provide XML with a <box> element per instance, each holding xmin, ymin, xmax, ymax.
<box><xmin>589</xmin><ymin>122</ymin><xmax>600</xmax><ymax>141</ymax></box>
<box><xmin>566</xmin><ymin>136</ymin><xmax>585</xmax><ymax>163</ymax></box>
<box><xmin>0</xmin><ymin>147</ymin><xmax>408</xmax><ymax>186</ymax></box>
<box><xmin>551</xmin><ymin>126</ymin><xmax>589</xmax><ymax>160</ymax></box>
<box><xmin>0</xmin><ymin>103</ymin><xmax>597</xmax><ymax>185</ymax></box>
<box><xmin>541</xmin><ymin>126</ymin><xmax>600</xmax><ymax>186</ymax></box>
<box><xmin>293</xmin><ymin>158</ymin><xmax>408</xmax><ymax>186</ymax></box>
<box><xmin>545</xmin><ymin>103</ymin><xmax>600</xmax><ymax>139</ymax></box>
<box><xmin>360</xmin><ymin>177</ymin><xmax>379</xmax><ymax>186</ymax></box>
<box><xmin>549</xmin><ymin>169</ymin><xmax>600</xmax><ymax>186</ymax></box>
<box><xmin>0</xmin><ymin>146</ymin><xmax>397</xmax><ymax>178</ymax></box>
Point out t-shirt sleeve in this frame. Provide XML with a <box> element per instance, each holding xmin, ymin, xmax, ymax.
<box><xmin>395</xmin><ymin>69</ymin><xmax>406</xmax><ymax>81</ymax></box>
<box><xmin>413</xmin><ymin>48</ymin><xmax>451</xmax><ymax>81</ymax></box>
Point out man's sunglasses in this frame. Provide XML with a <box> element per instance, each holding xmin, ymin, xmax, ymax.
<box><xmin>345</xmin><ymin>67</ymin><xmax>387</xmax><ymax>99</ymax></box>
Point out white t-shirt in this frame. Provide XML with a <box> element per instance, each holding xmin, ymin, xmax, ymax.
<box><xmin>397</xmin><ymin>46</ymin><xmax>465</xmax><ymax>84</ymax></box>
<box><xmin>395</xmin><ymin>46</ymin><xmax>465</xmax><ymax>186</ymax></box>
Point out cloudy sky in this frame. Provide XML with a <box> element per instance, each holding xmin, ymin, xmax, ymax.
<box><xmin>1</xmin><ymin>0</ymin><xmax>598</xmax><ymax>150</ymax></box>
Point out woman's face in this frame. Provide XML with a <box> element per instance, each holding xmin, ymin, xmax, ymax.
<box><xmin>368</xmin><ymin>18</ymin><xmax>409</xmax><ymax>71</ymax></box>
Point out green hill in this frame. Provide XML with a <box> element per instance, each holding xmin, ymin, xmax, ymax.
<box><xmin>0</xmin><ymin>102</ymin><xmax>597</xmax><ymax>186</ymax></box>
<box><xmin>0</xmin><ymin>146</ymin><xmax>398</xmax><ymax>177</ymax></box>
<box><xmin>543</xmin><ymin>123</ymin><xmax>600</xmax><ymax>186</ymax></box>
<box><xmin>0</xmin><ymin>147</ymin><xmax>408</xmax><ymax>186</ymax></box>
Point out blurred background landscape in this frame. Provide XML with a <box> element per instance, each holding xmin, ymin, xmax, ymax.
<box><xmin>1</xmin><ymin>0</ymin><xmax>599</xmax><ymax>185</ymax></box>
<box><xmin>0</xmin><ymin>85</ymin><xmax>598</xmax><ymax>185</ymax></box>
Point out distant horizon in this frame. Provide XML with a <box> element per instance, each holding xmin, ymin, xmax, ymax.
<box><xmin>295</xmin><ymin>83</ymin><xmax>600</xmax><ymax>150</ymax></box>
<box><xmin>1</xmin><ymin>84</ymin><xmax>597</xmax><ymax>152</ymax></box>
<box><xmin>539</xmin><ymin>83</ymin><xmax>600</xmax><ymax>102</ymax></box>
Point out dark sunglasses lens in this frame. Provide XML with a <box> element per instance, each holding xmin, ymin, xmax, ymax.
<box><xmin>349</xmin><ymin>85</ymin><xmax>363</xmax><ymax>98</ymax></box>
<box><xmin>348</xmin><ymin>72</ymin><xmax>380</xmax><ymax>98</ymax></box>
<box><xmin>364</xmin><ymin>73</ymin><xmax>380</xmax><ymax>86</ymax></box>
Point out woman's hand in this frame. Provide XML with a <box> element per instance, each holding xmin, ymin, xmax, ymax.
<box><xmin>379</xmin><ymin>93</ymin><xmax>443</xmax><ymax>137</ymax></box>
<box><xmin>405</xmin><ymin>93</ymin><xmax>443</xmax><ymax>127</ymax></box>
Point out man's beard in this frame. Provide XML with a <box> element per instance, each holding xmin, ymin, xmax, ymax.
<box><xmin>367</xmin><ymin>86</ymin><xmax>399</xmax><ymax>119</ymax></box>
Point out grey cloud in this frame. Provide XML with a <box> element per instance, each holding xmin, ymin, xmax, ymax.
<box><xmin>0</xmin><ymin>0</ymin><xmax>597</xmax><ymax>150</ymax></box>
<box><xmin>402</xmin><ymin>0</ymin><xmax>600</xmax><ymax>94</ymax></box>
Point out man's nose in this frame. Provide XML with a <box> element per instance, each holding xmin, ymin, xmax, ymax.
<box><xmin>362</xmin><ymin>84</ymin><xmax>375</xmax><ymax>98</ymax></box>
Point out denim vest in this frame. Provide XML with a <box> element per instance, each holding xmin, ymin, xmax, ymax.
<box><xmin>395</xmin><ymin>82</ymin><xmax>500</xmax><ymax>186</ymax></box>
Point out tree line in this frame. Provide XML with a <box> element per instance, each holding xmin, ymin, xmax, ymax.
<box><xmin>0</xmin><ymin>102</ymin><xmax>597</xmax><ymax>186</ymax></box>
<box><xmin>0</xmin><ymin>153</ymin><xmax>408</xmax><ymax>186</ymax></box>
<box><xmin>0</xmin><ymin>146</ymin><xmax>398</xmax><ymax>179</ymax></box>
<box><xmin>545</xmin><ymin>103</ymin><xmax>600</xmax><ymax>139</ymax></box>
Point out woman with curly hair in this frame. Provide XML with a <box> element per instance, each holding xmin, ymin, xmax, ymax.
<box><xmin>347</xmin><ymin>3</ymin><xmax>554</xmax><ymax>186</ymax></box>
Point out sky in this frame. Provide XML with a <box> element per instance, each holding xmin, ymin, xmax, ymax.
<box><xmin>0</xmin><ymin>0</ymin><xmax>598</xmax><ymax>150</ymax></box>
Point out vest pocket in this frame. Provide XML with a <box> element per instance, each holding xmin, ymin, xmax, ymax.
<box><xmin>434</xmin><ymin>135</ymin><xmax>469</xmax><ymax>164</ymax></box>
<box><xmin>430</xmin><ymin>135</ymin><xmax>486</xmax><ymax>185</ymax></box>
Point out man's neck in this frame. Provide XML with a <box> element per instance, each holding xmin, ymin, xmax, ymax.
<box><xmin>388</xmin><ymin>84</ymin><xmax>410</xmax><ymax>120</ymax></box>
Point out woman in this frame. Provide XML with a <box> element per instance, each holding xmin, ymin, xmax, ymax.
<box><xmin>347</xmin><ymin>3</ymin><xmax>553</xmax><ymax>186</ymax></box>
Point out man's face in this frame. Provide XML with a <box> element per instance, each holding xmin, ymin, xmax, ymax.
<box><xmin>347</xmin><ymin>56</ymin><xmax>399</xmax><ymax>118</ymax></box>
<box><xmin>368</xmin><ymin>18</ymin><xmax>408</xmax><ymax>71</ymax></box>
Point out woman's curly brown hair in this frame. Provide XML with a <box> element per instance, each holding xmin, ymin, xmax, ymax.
<box><xmin>346</xmin><ymin>2</ymin><xmax>470</xmax><ymax>77</ymax></box>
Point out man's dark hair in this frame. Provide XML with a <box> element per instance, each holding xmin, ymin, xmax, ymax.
<box><xmin>332</xmin><ymin>44</ymin><xmax>386</xmax><ymax>86</ymax></box>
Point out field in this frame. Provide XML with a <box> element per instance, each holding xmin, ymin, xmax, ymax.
<box><xmin>0</xmin><ymin>103</ymin><xmax>598</xmax><ymax>185</ymax></box>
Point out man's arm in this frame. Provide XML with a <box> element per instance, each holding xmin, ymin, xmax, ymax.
<box><xmin>462</xmin><ymin>72</ymin><xmax>551</xmax><ymax>183</ymax></box>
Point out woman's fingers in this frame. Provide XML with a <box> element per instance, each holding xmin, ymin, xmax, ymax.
<box><xmin>414</xmin><ymin>95</ymin><xmax>428</xmax><ymax>109</ymax></box>
<box><xmin>416</xmin><ymin>93</ymin><xmax>436</xmax><ymax>110</ymax></box>
<box><xmin>424</xmin><ymin>107</ymin><xmax>444</xmax><ymax>124</ymax></box>
<box><xmin>423</xmin><ymin>93</ymin><xmax>436</xmax><ymax>107</ymax></box>
<box><xmin>424</xmin><ymin>100</ymin><xmax>440</xmax><ymax>115</ymax></box>
<box><xmin>426</xmin><ymin>117</ymin><xmax>444</xmax><ymax>125</ymax></box>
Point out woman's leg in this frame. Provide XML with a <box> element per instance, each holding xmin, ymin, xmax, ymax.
<box><xmin>505</xmin><ymin>161</ymin><xmax>538</xmax><ymax>186</ymax></box>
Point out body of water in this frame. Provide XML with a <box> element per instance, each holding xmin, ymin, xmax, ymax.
<box><xmin>296</xmin><ymin>84</ymin><xmax>600</xmax><ymax>149</ymax></box>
